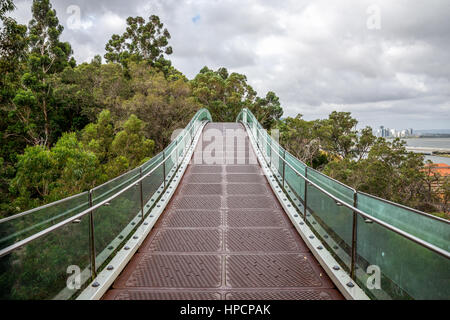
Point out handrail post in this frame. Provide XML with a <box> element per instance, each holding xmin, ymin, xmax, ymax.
<box><xmin>350</xmin><ymin>192</ymin><xmax>358</xmax><ymax>280</ymax></box>
<box><xmin>176</xmin><ymin>139</ymin><xmax>179</xmax><ymax>167</ymax></box>
<box><xmin>88</xmin><ymin>190</ymin><xmax>97</xmax><ymax>280</ymax></box>
<box><xmin>269</xmin><ymin>137</ymin><xmax>272</xmax><ymax>169</ymax></box>
<box><xmin>304</xmin><ymin>167</ymin><xmax>308</xmax><ymax>220</ymax></box>
<box><xmin>163</xmin><ymin>151</ymin><xmax>166</xmax><ymax>189</ymax></box>
<box><xmin>282</xmin><ymin>149</ymin><xmax>286</xmax><ymax>189</ymax></box>
<box><xmin>139</xmin><ymin>167</ymin><xmax>144</xmax><ymax>221</ymax></box>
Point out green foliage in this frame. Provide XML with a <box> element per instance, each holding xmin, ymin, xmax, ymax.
<box><xmin>10</xmin><ymin>133</ymin><xmax>101</xmax><ymax>208</ymax></box>
<box><xmin>191</xmin><ymin>66</ymin><xmax>283</xmax><ymax>127</ymax></box>
<box><xmin>322</xmin><ymin>138</ymin><xmax>433</xmax><ymax>211</ymax></box>
<box><xmin>28</xmin><ymin>0</ymin><xmax>75</xmax><ymax>75</ymax></box>
<box><xmin>9</xmin><ymin>111</ymin><xmax>154</xmax><ymax>213</ymax></box>
<box><xmin>120</xmin><ymin>61</ymin><xmax>201</xmax><ymax>150</ymax></box>
<box><xmin>105</xmin><ymin>15</ymin><xmax>172</xmax><ymax>70</ymax></box>
<box><xmin>275</xmin><ymin>115</ymin><xmax>324</xmax><ymax>168</ymax></box>
<box><xmin>0</xmin><ymin>0</ymin><xmax>14</xmax><ymax>20</ymax></box>
<box><xmin>5</xmin><ymin>0</ymin><xmax>77</xmax><ymax>148</ymax></box>
<box><xmin>251</xmin><ymin>91</ymin><xmax>283</xmax><ymax>129</ymax></box>
<box><xmin>110</xmin><ymin>114</ymin><xmax>155</xmax><ymax>166</ymax></box>
<box><xmin>319</xmin><ymin>111</ymin><xmax>358</xmax><ymax>159</ymax></box>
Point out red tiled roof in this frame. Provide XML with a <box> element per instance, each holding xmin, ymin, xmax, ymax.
<box><xmin>424</xmin><ymin>163</ymin><xmax>450</xmax><ymax>176</ymax></box>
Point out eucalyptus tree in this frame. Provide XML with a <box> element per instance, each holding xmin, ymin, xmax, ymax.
<box><xmin>105</xmin><ymin>15</ymin><xmax>173</xmax><ymax>71</ymax></box>
<box><xmin>12</xmin><ymin>0</ymin><xmax>75</xmax><ymax>148</ymax></box>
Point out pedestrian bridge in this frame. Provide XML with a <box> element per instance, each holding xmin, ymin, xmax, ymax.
<box><xmin>0</xmin><ymin>109</ymin><xmax>448</xmax><ymax>300</ymax></box>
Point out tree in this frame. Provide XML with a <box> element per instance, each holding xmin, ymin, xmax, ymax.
<box><xmin>319</xmin><ymin>111</ymin><xmax>358</xmax><ymax>159</ymax></box>
<box><xmin>80</xmin><ymin>110</ymin><xmax>115</xmax><ymax>164</ymax></box>
<box><xmin>0</xmin><ymin>0</ymin><xmax>14</xmax><ymax>20</ymax></box>
<box><xmin>251</xmin><ymin>91</ymin><xmax>283</xmax><ymax>129</ymax></box>
<box><xmin>105</xmin><ymin>15</ymin><xmax>172</xmax><ymax>69</ymax></box>
<box><xmin>191</xmin><ymin>67</ymin><xmax>283</xmax><ymax>127</ymax></box>
<box><xmin>10</xmin><ymin>133</ymin><xmax>102</xmax><ymax>208</ymax></box>
<box><xmin>191</xmin><ymin>67</ymin><xmax>256</xmax><ymax>122</ymax></box>
<box><xmin>10</xmin><ymin>0</ymin><xmax>76</xmax><ymax>148</ymax></box>
<box><xmin>442</xmin><ymin>176</ymin><xmax>450</xmax><ymax>214</ymax></box>
<box><xmin>354</xmin><ymin>126</ymin><xmax>376</xmax><ymax>161</ymax></box>
<box><xmin>275</xmin><ymin>115</ymin><xmax>325</xmax><ymax>168</ymax></box>
<box><xmin>108</xmin><ymin>114</ymin><xmax>155</xmax><ymax>171</ymax></box>
<box><xmin>323</xmin><ymin>138</ymin><xmax>432</xmax><ymax>211</ymax></box>
<box><xmin>10</xmin><ymin>110</ymin><xmax>155</xmax><ymax>211</ymax></box>
<box><xmin>120</xmin><ymin>61</ymin><xmax>200</xmax><ymax>150</ymax></box>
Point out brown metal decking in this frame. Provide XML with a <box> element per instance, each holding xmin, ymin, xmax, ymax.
<box><xmin>103</xmin><ymin>123</ymin><xmax>344</xmax><ymax>300</ymax></box>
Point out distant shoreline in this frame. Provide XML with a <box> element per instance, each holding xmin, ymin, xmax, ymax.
<box><xmin>386</xmin><ymin>135</ymin><xmax>450</xmax><ymax>139</ymax></box>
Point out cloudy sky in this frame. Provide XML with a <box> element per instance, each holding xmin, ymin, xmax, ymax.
<box><xmin>10</xmin><ymin>0</ymin><xmax>450</xmax><ymax>130</ymax></box>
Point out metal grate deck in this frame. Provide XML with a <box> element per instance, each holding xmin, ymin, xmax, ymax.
<box><xmin>103</xmin><ymin>123</ymin><xmax>344</xmax><ymax>300</ymax></box>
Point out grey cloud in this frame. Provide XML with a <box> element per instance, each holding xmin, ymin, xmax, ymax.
<box><xmin>8</xmin><ymin>0</ymin><xmax>450</xmax><ymax>130</ymax></box>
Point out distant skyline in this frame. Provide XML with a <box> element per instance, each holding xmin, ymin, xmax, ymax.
<box><xmin>9</xmin><ymin>0</ymin><xmax>450</xmax><ymax>130</ymax></box>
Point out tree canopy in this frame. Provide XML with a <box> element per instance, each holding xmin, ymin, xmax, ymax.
<box><xmin>105</xmin><ymin>15</ymin><xmax>172</xmax><ymax>71</ymax></box>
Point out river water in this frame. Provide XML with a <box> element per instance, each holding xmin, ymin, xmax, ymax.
<box><xmin>401</xmin><ymin>138</ymin><xmax>450</xmax><ymax>165</ymax></box>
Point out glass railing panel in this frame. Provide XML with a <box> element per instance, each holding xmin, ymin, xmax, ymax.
<box><xmin>0</xmin><ymin>214</ymin><xmax>91</xmax><ymax>300</ymax></box>
<box><xmin>0</xmin><ymin>192</ymin><xmax>89</xmax><ymax>251</ymax></box>
<box><xmin>285</xmin><ymin>152</ymin><xmax>306</xmax><ymax>177</ymax></box>
<box><xmin>142</xmin><ymin>153</ymin><xmax>163</xmax><ymax>176</ymax></box>
<box><xmin>142</xmin><ymin>165</ymin><xmax>164</xmax><ymax>213</ymax></box>
<box><xmin>355</xmin><ymin>214</ymin><xmax>450</xmax><ymax>300</ymax></box>
<box><xmin>91</xmin><ymin>168</ymin><xmax>140</xmax><ymax>205</ymax></box>
<box><xmin>275</xmin><ymin>149</ymin><xmax>284</xmax><ymax>183</ymax></box>
<box><xmin>284</xmin><ymin>163</ymin><xmax>305</xmax><ymax>204</ymax></box>
<box><xmin>93</xmin><ymin>185</ymin><xmax>141</xmax><ymax>271</ymax></box>
<box><xmin>141</xmin><ymin>152</ymin><xmax>162</xmax><ymax>174</ymax></box>
<box><xmin>357</xmin><ymin>193</ymin><xmax>449</xmax><ymax>251</ymax></box>
<box><xmin>164</xmin><ymin>148</ymin><xmax>176</xmax><ymax>183</ymax></box>
<box><xmin>306</xmin><ymin>183</ymin><xmax>353</xmax><ymax>271</ymax></box>
<box><xmin>308</xmin><ymin>168</ymin><xmax>354</xmax><ymax>206</ymax></box>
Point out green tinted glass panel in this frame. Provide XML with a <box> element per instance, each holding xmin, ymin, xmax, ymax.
<box><xmin>306</xmin><ymin>184</ymin><xmax>353</xmax><ymax>270</ymax></box>
<box><xmin>0</xmin><ymin>192</ymin><xmax>89</xmax><ymax>251</ymax></box>
<box><xmin>356</xmin><ymin>214</ymin><xmax>450</xmax><ymax>300</ymax></box>
<box><xmin>285</xmin><ymin>152</ymin><xmax>306</xmax><ymax>177</ymax></box>
<box><xmin>284</xmin><ymin>163</ymin><xmax>305</xmax><ymax>202</ymax></box>
<box><xmin>0</xmin><ymin>214</ymin><xmax>91</xmax><ymax>300</ymax></box>
<box><xmin>93</xmin><ymin>185</ymin><xmax>141</xmax><ymax>270</ymax></box>
<box><xmin>92</xmin><ymin>168</ymin><xmax>140</xmax><ymax>205</ymax></box>
<box><xmin>142</xmin><ymin>153</ymin><xmax>163</xmax><ymax>175</ymax></box>
<box><xmin>142</xmin><ymin>165</ymin><xmax>164</xmax><ymax>211</ymax></box>
<box><xmin>308</xmin><ymin>168</ymin><xmax>354</xmax><ymax>206</ymax></box>
<box><xmin>358</xmin><ymin>193</ymin><xmax>449</xmax><ymax>251</ymax></box>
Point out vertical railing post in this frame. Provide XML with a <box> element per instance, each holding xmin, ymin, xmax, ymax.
<box><xmin>350</xmin><ymin>191</ymin><xmax>358</xmax><ymax>280</ymax></box>
<box><xmin>304</xmin><ymin>167</ymin><xmax>308</xmax><ymax>220</ymax></box>
<box><xmin>163</xmin><ymin>151</ymin><xmax>166</xmax><ymax>189</ymax></box>
<box><xmin>256</xmin><ymin>126</ymin><xmax>260</xmax><ymax>148</ymax></box>
<box><xmin>282</xmin><ymin>149</ymin><xmax>286</xmax><ymax>189</ymax></box>
<box><xmin>88</xmin><ymin>190</ymin><xmax>97</xmax><ymax>280</ymax></box>
<box><xmin>139</xmin><ymin>167</ymin><xmax>144</xmax><ymax>222</ymax></box>
<box><xmin>176</xmin><ymin>139</ymin><xmax>179</xmax><ymax>167</ymax></box>
<box><xmin>269</xmin><ymin>137</ymin><xmax>272</xmax><ymax>169</ymax></box>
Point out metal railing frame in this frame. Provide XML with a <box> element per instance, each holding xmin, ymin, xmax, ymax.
<box><xmin>237</xmin><ymin>109</ymin><xmax>450</xmax><ymax>283</ymax></box>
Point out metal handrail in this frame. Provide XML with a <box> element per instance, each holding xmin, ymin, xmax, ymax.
<box><xmin>0</xmin><ymin>109</ymin><xmax>211</xmax><ymax>259</ymax></box>
<box><xmin>0</xmin><ymin>192</ymin><xmax>88</xmax><ymax>224</ymax></box>
<box><xmin>239</xmin><ymin>109</ymin><xmax>450</xmax><ymax>261</ymax></box>
<box><xmin>357</xmin><ymin>191</ymin><xmax>450</xmax><ymax>224</ymax></box>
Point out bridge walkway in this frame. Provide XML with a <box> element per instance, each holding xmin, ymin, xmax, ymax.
<box><xmin>103</xmin><ymin>123</ymin><xmax>344</xmax><ymax>300</ymax></box>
